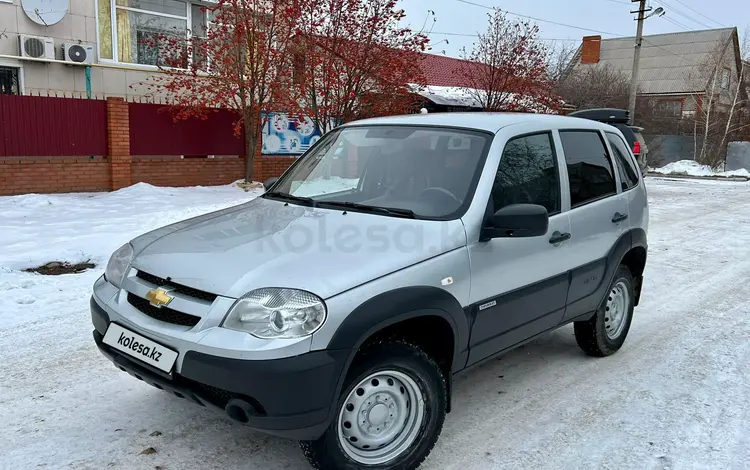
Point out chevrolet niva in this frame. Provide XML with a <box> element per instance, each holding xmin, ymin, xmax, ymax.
<box><xmin>91</xmin><ymin>112</ymin><xmax>648</xmax><ymax>469</ymax></box>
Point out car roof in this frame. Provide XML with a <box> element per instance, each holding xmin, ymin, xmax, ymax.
<box><xmin>341</xmin><ymin>112</ymin><xmax>618</xmax><ymax>134</ymax></box>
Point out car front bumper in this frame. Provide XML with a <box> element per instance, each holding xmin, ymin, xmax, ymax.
<box><xmin>91</xmin><ymin>296</ymin><xmax>349</xmax><ymax>440</ymax></box>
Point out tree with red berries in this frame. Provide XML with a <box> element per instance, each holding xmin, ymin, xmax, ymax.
<box><xmin>293</xmin><ymin>0</ymin><xmax>429</xmax><ymax>133</ymax></box>
<box><xmin>142</xmin><ymin>0</ymin><xmax>303</xmax><ymax>182</ymax></box>
<box><xmin>457</xmin><ymin>8</ymin><xmax>556</xmax><ymax>113</ymax></box>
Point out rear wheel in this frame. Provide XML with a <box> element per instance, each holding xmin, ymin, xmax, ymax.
<box><xmin>574</xmin><ymin>265</ymin><xmax>635</xmax><ymax>357</ymax></box>
<box><xmin>300</xmin><ymin>341</ymin><xmax>446</xmax><ymax>469</ymax></box>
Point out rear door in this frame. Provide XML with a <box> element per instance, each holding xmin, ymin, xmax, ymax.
<box><xmin>556</xmin><ymin>129</ymin><xmax>628</xmax><ymax>322</ymax></box>
<box><xmin>605</xmin><ymin>131</ymin><xmax>648</xmax><ymax>232</ymax></box>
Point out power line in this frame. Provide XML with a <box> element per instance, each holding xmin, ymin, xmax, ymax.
<box><xmin>452</xmin><ymin>0</ymin><xmax>704</xmax><ymax>65</ymax></box>
<box><xmin>666</xmin><ymin>0</ymin><xmax>725</xmax><ymax>27</ymax></box>
<box><xmin>662</xmin><ymin>15</ymin><xmax>692</xmax><ymax>31</ymax></box>
<box><xmin>652</xmin><ymin>0</ymin><xmax>713</xmax><ymax>29</ymax></box>
<box><xmin>429</xmin><ymin>30</ymin><xmax>580</xmax><ymax>41</ymax></box>
<box><xmin>454</xmin><ymin>0</ymin><xmax>623</xmax><ymax>36</ymax></box>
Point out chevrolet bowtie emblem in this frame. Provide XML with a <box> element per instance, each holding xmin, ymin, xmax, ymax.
<box><xmin>145</xmin><ymin>287</ymin><xmax>175</xmax><ymax>308</ymax></box>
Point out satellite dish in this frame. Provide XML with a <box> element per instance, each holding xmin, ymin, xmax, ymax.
<box><xmin>21</xmin><ymin>0</ymin><xmax>69</xmax><ymax>26</ymax></box>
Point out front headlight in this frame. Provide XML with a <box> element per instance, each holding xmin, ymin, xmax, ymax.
<box><xmin>104</xmin><ymin>243</ymin><xmax>134</xmax><ymax>289</ymax></box>
<box><xmin>222</xmin><ymin>288</ymin><xmax>327</xmax><ymax>339</ymax></box>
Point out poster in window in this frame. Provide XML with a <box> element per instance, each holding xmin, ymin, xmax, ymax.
<box><xmin>261</xmin><ymin>112</ymin><xmax>336</xmax><ymax>155</ymax></box>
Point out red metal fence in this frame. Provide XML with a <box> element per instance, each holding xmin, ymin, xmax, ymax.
<box><xmin>128</xmin><ymin>102</ymin><xmax>245</xmax><ymax>156</ymax></box>
<box><xmin>0</xmin><ymin>95</ymin><xmax>107</xmax><ymax>156</ymax></box>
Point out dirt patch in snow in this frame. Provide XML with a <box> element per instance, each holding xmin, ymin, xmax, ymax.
<box><xmin>24</xmin><ymin>261</ymin><xmax>96</xmax><ymax>275</ymax></box>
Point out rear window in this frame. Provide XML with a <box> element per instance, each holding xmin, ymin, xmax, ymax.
<box><xmin>559</xmin><ymin>131</ymin><xmax>617</xmax><ymax>207</ymax></box>
<box><xmin>606</xmin><ymin>132</ymin><xmax>639</xmax><ymax>190</ymax></box>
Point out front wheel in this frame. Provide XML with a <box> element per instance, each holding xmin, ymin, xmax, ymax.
<box><xmin>300</xmin><ymin>342</ymin><xmax>446</xmax><ymax>470</ymax></box>
<box><xmin>574</xmin><ymin>264</ymin><xmax>635</xmax><ymax>357</ymax></box>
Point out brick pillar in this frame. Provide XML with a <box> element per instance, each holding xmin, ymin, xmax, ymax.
<box><xmin>106</xmin><ymin>97</ymin><xmax>132</xmax><ymax>190</ymax></box>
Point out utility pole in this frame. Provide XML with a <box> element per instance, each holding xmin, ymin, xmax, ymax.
<box><xmin>628</xmin><ymin>0</ymin><xmax>647</xmax><ymax>125</ymax></box>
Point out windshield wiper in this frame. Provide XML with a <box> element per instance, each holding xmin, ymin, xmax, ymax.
<box><xmin>319</xmin><ymin>201</ymin><xmax>417</xmax><ymax>219</ymax></box>
<box><xmin>264</xmin><ymin>191</ymin><xmax>316</xmax><ymax>207</ymax></box>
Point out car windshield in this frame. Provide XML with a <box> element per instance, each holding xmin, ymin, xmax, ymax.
<box><xmin>265</xmin><ymin>125</ymin><xmax>492</xmax><ymax>219</ymax></box>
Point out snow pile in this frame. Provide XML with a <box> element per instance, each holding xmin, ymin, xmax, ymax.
<box><xmin>653</xmin><ymin>160</ymin><xmax>750</xmax><ymax>179</ymax></box>
<box><xmin>0</xmin><ymin>183</ymin><xmax>261</xmax><ymax>328</ymax></box>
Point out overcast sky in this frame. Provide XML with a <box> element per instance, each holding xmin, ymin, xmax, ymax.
<box><xmin>399</xmin><ymin>0</ymin><xmax>747</xmax><ymax>57</ymax></box>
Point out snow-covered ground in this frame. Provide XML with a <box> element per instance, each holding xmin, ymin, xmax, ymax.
<box><xmin>652</xmin><ymin>159</ymin><xmax>750</xmax><ymax>178</ymax></box>
<box><xmin>1</xmin><ymin>178</ymin><xmax>750</xmax><ymax>469</ymax></box>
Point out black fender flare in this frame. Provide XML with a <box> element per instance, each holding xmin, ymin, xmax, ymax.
<box><xmin>328</xmin><ymin>286</ymin><xmax>470</xmax><ymax>371</ymax></box>
<box><xmin>563</xmin><ymin>228</ymin><xmax>647</xmax><ymax>322</ymax></box>
<box><xmin>325</xmin><ymin>286</ymin><xmax>470</xmax><ymax>419</ymax></box>
<box><xmin>593</xmin><ymin>228</ymin><xmax>648</xmax><ymax>315</ymax></box>
<box><xmin>630</xmin><ymin>227</ymin><xmax>648</xmax><ymax>251</ymax></box>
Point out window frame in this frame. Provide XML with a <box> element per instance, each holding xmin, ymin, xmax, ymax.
<box><xmin>0</xmin><ymin>63</ymin><xmax>22</xmax><ymax>95</ymax></box>
<box><xmin>492</xmin><ymin>130</ymin><xmax>562</xmax><ymax>217</ymax></box>
<box><xmin>96</xmin><ymin>0</ymin><xmax>206</xmax><ymax>69</ymax></box>
<box><xmin>655</xmin><ymin>99</ymin><xmax>683</xmax><ymax>117</ymax></box>
<box><xmin>721</xmin><ymin>67</ymin><xmax>731</xmax><ymax>90</ymax></box>
<box><xmin>558</xmin><ymin>129</ymin><xmax>619</xmax><ymax>209</ymax></box>
<box><xmin>605</xmin><ymin>131</ymin><xmax>640</xmax><ymax>192</ymax></box>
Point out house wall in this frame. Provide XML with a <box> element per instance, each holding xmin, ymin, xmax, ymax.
<box><xmin>706</xmin><ymin>38</ymin><xmax>740</xmax><ymax>108</ymax></box>
<box><xmin>0</xmin><ymin>0</ymin><xmax>167</xmax><ymax>98</ymax></box>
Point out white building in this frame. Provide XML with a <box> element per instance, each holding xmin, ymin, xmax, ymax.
<box><xmin>0</xmin><ymin>0</ymin><xmax>211</xmax><ymax>97</ymax></box>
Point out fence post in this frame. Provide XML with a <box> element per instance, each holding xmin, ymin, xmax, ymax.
<box><xmin>106</xmin><ymin>97</ymin><xmax>132</xmax><ymax>190</ymax></box>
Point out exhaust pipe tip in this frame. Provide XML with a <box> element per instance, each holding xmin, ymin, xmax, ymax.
<box><xmin>225</xmin><ymin>398</ymin><xmax>256</xmax><ymax>424</ymax></box>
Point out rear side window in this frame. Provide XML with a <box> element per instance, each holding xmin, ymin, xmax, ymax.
<box><xmin>614</xmin><ymin>124</ymin><xmax>636</xmax><ymax>147</ymax></box>
<box><xmin>559</xmin><ymin>131</ymin><xmax>616</xmax><ymax>207</ymax></box>
<box><xmin>493</xmin><ymin>132</ymin><xmax>560</xmax><ymax>214</ymax></box>
<box><xmin>606</xmin><ymin>132</ymin><xmax>639</xmax><ymax>190</ymax></box>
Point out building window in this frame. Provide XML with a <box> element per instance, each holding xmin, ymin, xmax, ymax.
<box><xmin>721</xmin><ymin>68</ymin><xmax>731</xmax><ymax>89</ymax></box>
<box><xmin>97</xmin><ymin>0</ymin><xmax>206</xmax><ymax>66</ymax></box>
<box><xmin>0</xmin><ymin>66</ymin><xmax>20</xmax><ymax>95</ymax></box>
<box><xmin>656</xmin><ymin>99</ymin><xmax>682</xmax><ymax>117</ymax></box>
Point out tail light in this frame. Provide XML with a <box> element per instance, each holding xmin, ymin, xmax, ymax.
<box><xmin>633</xmin><ymin>141</ymin><xmax>641</xmax><ymax>155</ymax></box>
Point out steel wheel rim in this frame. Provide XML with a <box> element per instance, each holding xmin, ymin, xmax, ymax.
<box><xmin>605</xmin><ymin>280</ymin><xmax>630</xmax><ymax>339</ymax></box>
<box><xmin>337</xmin><ymin>370</ymin><xmax>425</xmax><ymax>465</ymax></box>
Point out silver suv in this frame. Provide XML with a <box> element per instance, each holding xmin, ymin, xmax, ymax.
<box><xmin>91</xmin><ymin>113</ymin><xmax>648</xmax><ymax>469</ymax></box>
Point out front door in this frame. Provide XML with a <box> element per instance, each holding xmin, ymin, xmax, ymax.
<box><xmin>556</xmin><ymin>129</ymin><xmax>629</xmax><ymax>322</ymax></box>
<box><xmin>466</xmin><ymin>132</ymin><xmax>574</xmax><ymax>365</ymax></box>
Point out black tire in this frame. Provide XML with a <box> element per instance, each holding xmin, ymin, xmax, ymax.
<box><xmin>299</xmin><ymin>341</ymin><xmax>447</xmax><ymax>470</ymax></box>
<box><xmin>574</xmin><ymin>264</ymin><xmax>635</xmax><ymax>357</ymax></box>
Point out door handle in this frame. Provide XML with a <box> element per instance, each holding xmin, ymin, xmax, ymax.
<box><xmin>549</xmin><ymin>231</ymin><xmax>571</xmax><ymax>245</ymax></box>
<box><xmin>612</xmin><ymin>212</ymin><xmax>629</xmax><ymax>223</ymax></box>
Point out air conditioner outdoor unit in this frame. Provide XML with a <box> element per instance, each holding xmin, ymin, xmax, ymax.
<box><xmin>18</xmin><ymin>35</ymin><xmax>55</xmax><ymax>60</ymax></box>
<box><xmin>62</xmin><ymin>43</ymin><xmax>95</xmax><ymax>64</ymax></box>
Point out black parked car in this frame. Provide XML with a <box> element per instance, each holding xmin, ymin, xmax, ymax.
<box><xmin>569</xmin><ymin>108</ymin><xmax>648</xmax><ymax>173</ymax></box>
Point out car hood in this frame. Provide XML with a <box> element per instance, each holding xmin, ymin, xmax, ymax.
<box><xmin>129</xmin><ymin>196</ymin><xmax>467</xmax><ymax>299</ymax></box>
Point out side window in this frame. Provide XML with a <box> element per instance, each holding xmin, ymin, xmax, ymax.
<box><xmin>559</xmin><ymin>131</ymin><xmax>616</xmax><ymax>207</ymax></box>
<box><xmin>606</xmin><ymin>133</ymin><xmax>639</xmax><ymax>190</ymax></box>
<box><xmin>493</xmin><ymin>133</ymin><xmax>560</xmax><ymax>214</ymax></box>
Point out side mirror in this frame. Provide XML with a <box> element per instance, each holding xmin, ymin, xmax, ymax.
<box><xmin>263</xmin><ymin>177</ymin><xmax>279</xmax><ymax>191</ymax></box>
<box><xmin>481</xmin><ymin>204</ymin><xmax>549</xmax><ymax>240</ymax></box>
